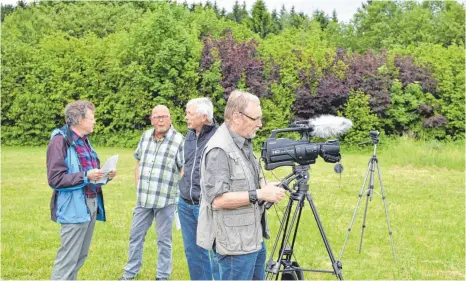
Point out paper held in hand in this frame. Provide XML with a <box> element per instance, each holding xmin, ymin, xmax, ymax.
<box><xmin>91</xmin><ymin>154</ymin><xmax>119</xmax><ymax>184</ymax></box>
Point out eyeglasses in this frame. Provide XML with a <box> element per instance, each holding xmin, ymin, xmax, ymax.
<box><xmin>149</xmin><ymin>115</ymin><xmax>170</xmax><ymax>121</ymax></box>
<box><xmin>83</xmin><ymin>116</ymin><xmax>95</xmax><ymax>122</ymax></box>
<box><xmin>239</xmin><ymin>111</ymin><xmax>262</xmax><ymax>122</ymax></box>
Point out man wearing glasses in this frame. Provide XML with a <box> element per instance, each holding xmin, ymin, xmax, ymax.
<box><xmin>120</xmin><ymin>105</ymin><xmax>184</xmax><ymax>281</ymax></box>
<box><xmin>197</xmin><ymin>90</ymin><xmax>285</xmax><ymax>280</ymax></box>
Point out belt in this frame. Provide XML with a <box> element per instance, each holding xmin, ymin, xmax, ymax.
<box><xmin>86</xmin><ymin>194</ymin><xmax>97</xmax><ymax>198</ymax></box>
<box><xmin>182</xmin><ymin>197</ymin><xmax>199</xmax><ymax>205</ymax></box>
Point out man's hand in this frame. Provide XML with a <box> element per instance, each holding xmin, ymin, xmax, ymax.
<box><xmin>87</xmin><ymin>169</ymin><xmax>104</xmax><ymax>181</ymax></box>
<box><xmin>107</xmin><ymin>170</ymin><xmax>117</xmax><ymax>180</ymax></box>
<box><xmin>257</xmin><ymin>182</ymin><xmax>285</xmax><ymax>203</ymax></box>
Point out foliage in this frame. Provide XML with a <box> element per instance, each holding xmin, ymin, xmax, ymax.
<box><xmin>249</xmin><ymin>0</ymin><xmax>271</xmax><ymax>39</ymax></box>
<box><xmin>1</xmin><ymin>0</ymin><xmax>464</xmax><ymax>146</ymax></box>
<box><xmin>348</xmin><ymin>0</ymin><xmax>465</xmax><ymax>51</ymax></box>
<box><xmin>338</xmin><ymin>90</ymin><xmax>380</xmax><ymax>144</ymax></box>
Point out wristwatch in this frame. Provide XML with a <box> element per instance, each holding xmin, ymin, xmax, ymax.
<box><xmin>248</xmin><ymin>190</ymin><xmax>258</xmax><ymax>204</ymax></box>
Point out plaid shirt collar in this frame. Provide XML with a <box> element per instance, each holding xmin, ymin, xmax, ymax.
<box><xmin>149</xmin><ymin>126</ymin><xmax>175</xmax><ymax>142</ymax></box>
<box><xmin>70</xmin><ymin>128</ymin><xmax>100</xmax><ymax>195</ymax></box>
<box><xmin>70</xmin><ymin>129</ymin><xmax>87</xmax><ymax>144</ymax></box>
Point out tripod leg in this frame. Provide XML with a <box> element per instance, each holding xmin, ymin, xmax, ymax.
<box><xmin>267</xmin><ymin>197</ymin><xmax>305</xmax><ymax>280</ymax></box>
<box><xmin>375</xmin><ymin>160</ymin><xmax>397</xmax><ymax>262</ymax></box>
<box><xmin>305</xmin><ymin>193</ymin><xmax>344</xmax><ymax>280</ymax></box>
<box><xmin>359</xmin><ymin>158</ymin><xmax>375</xmax><ymax>254</ymax></box>
<box><xmin>339</xmin><ymin>160</ymin><xmax>372</xmax><ymax>261</ymax></box>
<box><xmin>266</xmin><ymin>198</ymin><xmax>295</xmax><ymax>280</ymax></box>
<box><xmin>358</xmin><ymin>189</ymin><xmax>371</xmax><ymax>254</ymax></box>
<box><xmin>359</xmin><ymin>156</ymin><xmax>376</xmax><ymax>253</ymax></box>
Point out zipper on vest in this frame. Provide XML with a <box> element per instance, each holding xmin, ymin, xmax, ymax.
<box><xmin>189</xmin><ymin>136</ymin><xmax>199</xmax><ymax>204</ymax></box>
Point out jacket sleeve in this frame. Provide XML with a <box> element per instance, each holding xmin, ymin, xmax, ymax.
<box><xmin>46</xmin><ymin>135</ymin><xmax>86</xmax><ymax>189</ymax></box>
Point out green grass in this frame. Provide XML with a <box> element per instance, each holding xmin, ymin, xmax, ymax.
<box><xmin>1</xmin><ymin>139</ymin><xmax>464</xmax><ymax>280</ymax></box>
<box><xmin>342</xmin><ymin>137</ymin><xmax>464</xmax><ymax>171</ymax></box>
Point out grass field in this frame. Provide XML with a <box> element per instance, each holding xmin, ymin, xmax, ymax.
<box><xmin>1</xmin><ymin>139</ymin><xmax>464</xmax><ymax>280</ymax></box>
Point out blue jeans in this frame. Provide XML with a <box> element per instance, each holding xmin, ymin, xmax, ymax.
<box><xmin>178</xmin><ymin>197</ymin><xmax>220</xmax><ymax>280</ymax></box>
<box><xmin>215</xmin><ymin>242</ymin><xmax>266</xmax><ymax>280</ymax></box>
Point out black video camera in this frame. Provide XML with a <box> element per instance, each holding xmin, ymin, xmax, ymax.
<box><xmin>261</xmin><ymin>125</ymin><xmax>341</xmax><ymax>170</ymax></box>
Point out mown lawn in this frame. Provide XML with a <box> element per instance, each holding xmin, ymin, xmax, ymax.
<box><xmin>1</xmin><ymin>140</ymin><xmax>464</xmax><ymax>280</ymax></box>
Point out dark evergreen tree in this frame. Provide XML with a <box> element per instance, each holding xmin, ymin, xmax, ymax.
<box><xmin>229</xmin><ymin>0</ymin><xmax>241</xmax><ymax>22</ymax></box>
<box><xmin>212</xmin><ymin>1</ymin><xmax>219</xmax><ymax>16</ymax></box>
<box><xmin>332</xmin><ymin>9</ymin><xmax>338</xmax><ymax>22</ymax></box>
<box><xmin>250</xmin><ymin>0</ymin><xmax>271</xmax><ymax>38</ymax></box>
<box><xmin>270</xmin><ymin>9</ymin><xmax>282</xmax><ymax>34</ymax></box>
<box><xmin>220</xmin><ymin>7</ymin><xmax>226</xmax><ymax>18</ymax></box>
<box><xmin>1</xmin><ymin>4</ymin><xmax>15</xmax><ymax>22</ymax></box>
<box><xmin>240</xmin><ymin>1</ymin><xmax>250</xmax><ymax>24</ymax></box>
<box><xmin>312</xmin><ymin>9</ymin><xmax>329</xmax><ymax>30</ymax></box>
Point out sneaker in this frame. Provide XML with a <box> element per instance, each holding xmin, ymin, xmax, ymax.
<box><xmin>155</xmin><ymin>278</ymin><xmax>167</xmax><ymax>280</ymax></box>
<box><xmin>119</xmin><ymin>276</ymin><xmax>134</xmax><ymax>280</ymax></box>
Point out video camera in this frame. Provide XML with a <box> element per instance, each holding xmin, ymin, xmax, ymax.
<box><xmin>261</xmin><ymin>121</ymin><xmax>341</xmax><ymax>170</ymax></box>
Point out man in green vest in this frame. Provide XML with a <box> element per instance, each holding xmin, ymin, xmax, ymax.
<box><xmin>197</xmin><ymin>90</ymin><xmax>285</xmax><ymax>280</ymax></box>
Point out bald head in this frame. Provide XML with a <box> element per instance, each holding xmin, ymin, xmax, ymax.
<box><xmin>152</xmin><ymin>105</ymin><xmax>170</xmax><ymax>116</ymax></box>
<box><xmin>150</xmin><ymin>104</ymin><xmax>172</xmax><ymax>137</ymax></box>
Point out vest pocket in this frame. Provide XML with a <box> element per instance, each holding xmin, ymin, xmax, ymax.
<box><xmin>220</xmin><ymin>208</ymin><xmax>257</xmax><ymax>252</ymax></box>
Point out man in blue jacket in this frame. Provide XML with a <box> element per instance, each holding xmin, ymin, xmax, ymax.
<box><xmin>46</xmin><ymin>100</ymin><xmax>116</xmax><ymax>280</ymax></box>
<box><xmin>178</xmin><ymin>97</ymin><xmax>219</xmax><ymax>280</ymax></box>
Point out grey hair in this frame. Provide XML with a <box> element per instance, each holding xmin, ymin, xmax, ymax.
<box><xmin>64</xmin><ymin>100</ymin><xmax>95</xmax><ymax>126</ymax></box>
<box><xmin>187</xmin><ymin>97</ymin><xmax>214</xmax><ymax>122</ymax></box>
<box><xmin>224</xmin><ymin>90</ymin><xmax>259</xmax><ymax>121</ymax></box>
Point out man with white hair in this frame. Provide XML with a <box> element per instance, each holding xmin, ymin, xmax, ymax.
<box><xmin>178</xmin><ymin>97</ymin><xmax>220</xmax><ymax>280</ymax></box>
<box><xmin>120</xmin><ymin>105</ymin><xmax>184</xmax><ymax>281</ymax></box>
<box><xmin>197</xmin><ymin>90</ymin><xmax>285</xmax><ymax>280</ymax></box>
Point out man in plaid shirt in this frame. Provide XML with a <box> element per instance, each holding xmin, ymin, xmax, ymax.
<box><xmin>120</xmin><ymin>105</ymin><xmax>184</xmax><ymax>281</ymax></box>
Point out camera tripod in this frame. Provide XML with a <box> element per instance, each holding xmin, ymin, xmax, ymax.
<box><xmin>339</xmin><ymin>132</ymin><xmax>396</xmax><ymax>262</ymax></box>
<box><xmin>265</xmin><ymin>165</ymin><xmax>344</xmax><ymax>280</ymax></box>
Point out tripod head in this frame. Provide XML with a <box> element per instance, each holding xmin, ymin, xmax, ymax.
<box><xmin>261</xmin><ymin>165</ymin><xmax>310</xmax><ymax>210</ymax></box>
<box><xmin>291</xmin><ymin>165</ymin><xmax>311</xmax><ymax>193</ymax></box>
<box><xmin>359</xmin><ymin>130</ymin><xmax>380</xmax><ymax>145</ymax></box>
<box><xmin>369</xmin><ymin>131</ymin><xmax>380</xmax><ymax>144</ymax></box>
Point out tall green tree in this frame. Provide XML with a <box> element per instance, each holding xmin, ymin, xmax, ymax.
<box><xmin>1</xmin><ymin>4</ymin><xmax>15</xmax><ymax>22</ymax></box>
<box><xmin>249</xmin><ymin>0</ymin><xmax>271</xmax><ymax>38</ymax></box>
<box><xmin>349</xmin><ymin>0</ymin><xmax>465</xmax><ymax>51</ymax></box>
<box><xmin>270</xmin><ymin>8</ymin><xmax>282</xmax><ymax>34</ymax></box>
<box><xmin>331</xmin><ymin>9</ymin><xmax>338</xmax><ymax>22</ymax></box>
<box><xmin>228</xmin><ymin>0</ymin><xmax>249</xmax><ymax>24</ymax></box>
<box><xmin>312</xmin><ymin>9</ymin><xmax>329</xmax><ymax>30</ymax></box>
<box><xmin>279</xmin><ymin>4</ymin><xmax>289</xmax><ymax>28</ymax></box>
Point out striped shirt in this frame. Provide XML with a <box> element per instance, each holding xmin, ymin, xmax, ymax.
<box><xmin>134</xmin><ymin>126</ymin><xmax>184</xmax><ymax>208</ymax></box>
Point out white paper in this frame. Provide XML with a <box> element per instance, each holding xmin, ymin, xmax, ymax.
<box><xmin>175</xmin><ymin>208</ymin><xmax>181</xmax><ymax>230</ymax></box>
<box><xmin>92</xmin><ymin>154</ymin><xmax>119</xmax><ymax>184</ymax></box>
